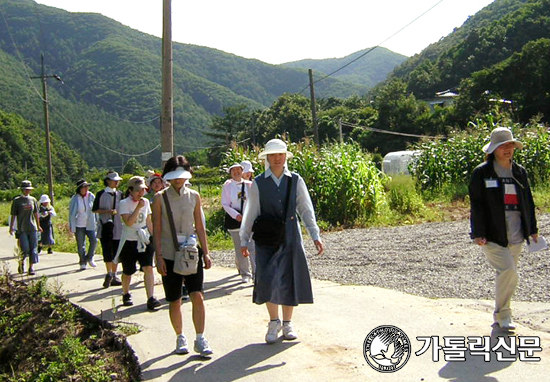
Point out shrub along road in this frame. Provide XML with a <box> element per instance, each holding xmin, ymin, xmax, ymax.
<box><xmin>2</xmin><ymin>226</ymin><xmax>550</xmax><ymax>381</ymax></box>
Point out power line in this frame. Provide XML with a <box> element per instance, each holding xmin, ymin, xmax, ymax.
<box><xmin>50</xmin><ymin>105</ymin><xmax>161</xmax><ymax>157</ymax></box>
<box><xmin>0</xmin><ymin>4</ymin><xmax>44</xmax><ymax>101</ymax></box>
<box><xmin>341</xmin><ymin>121</ymin><xmax>441</xmax><ymax>139</ymax></box>
<box><xmin>298</xmin><ymin>0</ymin><xmax>446</xmax><ymax>93</ymax></box>
<box><xmin>175</xmin><ymin>138</ymin><xmax>251</xmax><ymax>151</ymax></box>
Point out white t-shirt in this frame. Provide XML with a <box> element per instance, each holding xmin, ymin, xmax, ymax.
<box><xmin>76</xmin><ymin>194</ymin><xmax>91</xmax><ymax>228</ymax></box>
<box><xmin>119</xmin><ymin>197</ymin><xmax>151</xmax><ymax>241</ymax></box>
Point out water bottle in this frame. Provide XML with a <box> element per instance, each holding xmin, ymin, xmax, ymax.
<box><xmin>186</xmin><ymin>234</ymin><xmax>197</xmax><ymax>247</ymax></box>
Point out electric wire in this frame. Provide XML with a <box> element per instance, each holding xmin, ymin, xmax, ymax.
<box><xmin>340</xmin><ymin>121</ymin><xmax>441</xmax><ymax>139</ymax></box>
<box><xmin>174</xmin><ymin>138</ymin><xmax>251</xmax><ymax>151</ymax></box>
<box><xmin>0</xmin><ymin>4</ymin><xmax>44</xmax><ymax>101</ymax></box>
<box><xmin>298</xmin><ymin>0</ymin><xmax>446</xmax><ymax>94</ymax></box>
<box><xmin>50</xmin><ymin>104</ymin><xmax>161</xmax><ymax>157</ymax></box>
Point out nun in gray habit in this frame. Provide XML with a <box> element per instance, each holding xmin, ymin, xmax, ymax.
<box><xmin>240</xmin><ymin>139</ymin><xmax>324</xmax><ymax>344</ymax></box>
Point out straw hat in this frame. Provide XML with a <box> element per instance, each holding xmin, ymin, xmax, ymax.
<box><xmin>164</xmin><ymin>166</ymin><xmax>192</xmax><ymax>181</ymax></box>
<box><xmin>19</xmin><ymin>180</ymin><xmax>34</xmax><ymax>190</ymax></box>
<box><xmin>483</xmin><ymin>127</ymin><xmax>523</xmax><ymax>154</ymax></box>
<box><xmin>104</xmin><ymin>171</ymin><xmax>122</xmax><ymax>181</ymax></box>
<box><xmin>258</xmin><ymin>139</ymin><xmax>294</xmax><ymax>160</ymax></box>
<box><xmin>127</xmin><ymin>176</ymin><xmax>147</xmax><ymax>190</ymax></box>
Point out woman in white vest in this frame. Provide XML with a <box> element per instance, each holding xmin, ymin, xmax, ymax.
<box><xmin>240</xmin><ymin>139</ymin><xmax>324</xmax><ymax>344</ymax></box>
<box><xmin>152</xmin><ymin>155</ymin><xmax>213</xmax><ymax>357</ymax></box>
<box><xmin>221</xmin><ymin>163</ymin><xmax>255</xmax><ymax>283</ymax></box>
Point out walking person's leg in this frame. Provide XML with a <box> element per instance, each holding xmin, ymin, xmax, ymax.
<box><xmin>18</xmin><ymin>232</ymin><xmax>30</xmax><ymax>273</ymax></box>
<box><xmin>28</xmin><ymin>231</ymin><xmax>39</xmax><ymax>273</ymax></box>
<box><xmin>282</xmin><ymin>305</ymin><xmax>298</xmax><ymax>340</ymax></box>
<box><xmin>86</xmin><ymin>230</ymin><xmax>97</xmax><ymax>267</ymax></box>
<box><xmin>483</xmin><ymin>242</ymin><xmax>521</xmax><ymax>329</ymax></box>
<box><xmin>75</xmin><ymin>228</ymin><xmax>87</xmax><ymax>269</ymax></box>
<box><xmin>230</xmin><ymin>229</ymin><xmax>252</xmax><ymax>282</ymax></box>
<box><xmin>265</xmin><ymin>302</ymin><xmax>282</xmax><ymax>343</ymax></box>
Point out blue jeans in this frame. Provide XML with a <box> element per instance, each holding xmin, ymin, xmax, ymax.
<box><xmin>19</xmin><ymin>231</ymin><xmax>39</xmax><ymax>265</ymax></box>
<box><xmin>75</xmin><ymin>227</ymin><xmax>97</xmax><ymax>265</ymax></box>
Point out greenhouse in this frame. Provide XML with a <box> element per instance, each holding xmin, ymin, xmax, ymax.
<box><xmin>381</xmin><ymin>150</ymin><xmax>420</xmax><ymax>175</ymax></box>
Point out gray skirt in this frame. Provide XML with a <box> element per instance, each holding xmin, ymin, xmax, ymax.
<box><xmin>253</xmin><ymin>221</ymin><xmax>313</xmax><ymax>306</ymax></box>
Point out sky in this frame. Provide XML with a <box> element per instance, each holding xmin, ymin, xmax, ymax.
<box><xmin>34</xmin><ymin>0</ymin><xmax>495</xmax><ymax>64</ymax></box>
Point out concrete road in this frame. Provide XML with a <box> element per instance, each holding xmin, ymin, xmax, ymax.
<box><xmin>1</xmin><ymin>227</ymin><xmax>550</xmax><ymax>382</ymax></box>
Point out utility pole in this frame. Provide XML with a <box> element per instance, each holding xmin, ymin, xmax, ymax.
<box><xmin>31</xmin><ymin>54</ymin><xmax>62</xmax><ymax>205</ymax></box>
<box><xmin>308</xmin><ymin>69</ymin><xmax>319</xmax><ymax>147</ymax></box>
<box><xmin>339</xmin><ymin>118</ymin><xmax>343</xmax><ymax>144</ymax></box>
<box><xmin>161</xmin><ymin>0</ymin><xmax>174</xmax><ymax>166</ymax></box>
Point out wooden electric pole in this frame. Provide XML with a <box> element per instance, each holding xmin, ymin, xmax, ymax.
<box><xmin>308</xmin><ymin>69</ymin><xmax>319</xmax><ymax>147</ymax></box>
<box><xmin>31</xmin><ymin>54</ymin><xmax>62</xmax><ymax>205</ymax></box>
<box><xmin>161</xmin><ymin>0</ymin><xmax>174</xmax><ymax>166</ymax></box>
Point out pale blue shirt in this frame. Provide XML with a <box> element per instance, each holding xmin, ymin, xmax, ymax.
<box><xmin>240</xmin><ymin>167</ymin><xmax>320</xmax><ymax>246</ymax></box>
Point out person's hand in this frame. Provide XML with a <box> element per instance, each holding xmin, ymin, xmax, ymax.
<box><xmin>531</xmin><ymin>233</ymin><xmax>539</xmax><ymax>243</ymax></box>
<box><xmin>474</xmin><ymin>237</ymin><xmax>487</xmax><ymax>246</ymax></box>
<box><xmin>137</xmin><ymin>198</ymin><xmax>145</xmax><ymax>209</ymax></box>
<box><xmin>111</xmin><ymin>209</ymin><xmax>117</xmax><ymax>215</ymax></box>
<box><xmin>38</xmin><ymin>226</ymin><xmax>43</xmax><ymax>233</ymax></box>
<box><xmin>203</xmin><ymin>253</ymin><xmax>212</xmax><ymax>269</ymax></box>
<box><xmin>9</xmin><ymin>228</ymin><xmax>14</xmax><ymax>236</ymax></box>
<box><xmin>156</xmin><ymin>256</ymin><xmax>167</xmax><ymax>276</ymax></box>
<box><xmin>314</xmin><ymin>239</ymin><xmax>324</xmax><ymax>255</ymax></box>
<box><xmin>241</xmin><ymin>246</ymin><xmax>250</xmax><ymax>258</ymax></box>
<box><xmin>236</xmin><ymin>214</ymin><xmax>242</xmax><ymax>222</ymax></box>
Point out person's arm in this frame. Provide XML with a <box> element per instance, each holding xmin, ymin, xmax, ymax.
<box><xmin>152</xmin><ymin>193</ymin><xmax>166</xmax><ymax>276</ymax></box>
<box><xmin>50</xmin><ymin>207</ymin><xmax>57</xmax><ymax>217</ymax></box>
<box><xmin>93</xmin><ymin>191</ymin><xmax>117</xmax><ymax>215</ymax></box>
<box><xmin>34</xmin><ymin>200</ymin><xmax>43</xmax><ymax>233</ymax></box>
<box><xmin>9</xmin><ymin>214</ymin><xmax>15</xmax><ymax>235</ymax></box>
<box><xmin>121</xmin><ymin>199</ymin><xmax>145</xmax><ymax>227</ymax></box>
<box><xmin>295</xmin><ymin>176</ymin><xmax>323</xmax><ymax>255</ymax></box>
<box><xmin>240</xmin><ymin>180</ymin><xmax>260</xmax><ymax>257</ymax></box>
<box><xmin>194</xmin><ymin>194</ymin><xmax>211</xmax><ymax>269</ymax></box>
<box><xmin>469</xmin><ymin>166</ymin><xmax>488</xmax><ymax>244</ymax></box>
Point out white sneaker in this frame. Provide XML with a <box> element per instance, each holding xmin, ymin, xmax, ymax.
<box><xmin>194</xmin><ymin>336</ymin><xmax>213</xmax><ymax>357</ymax></box>
<box><xmin>265</xmin><ymin>319</ymin><xmax>282</xmax><ymax>344</ymax></box>
<box><xmin>79</xmin><ymin>264</ymin><xmax>87</xmax><ymax>270</ymax></box>
<box><xmin>241</xmin><ymin>275</ymin><xmax>252</xmax><ymax>283</ymax></box>
<box><xmin>175</xmin><ymin>334</ymin><xmax>189</xmax><ymax>354</ymax></box>
<box><xmin>282</xmin><ymin>321</ymin><xmax>298</xmax><ymax>340</ymax></box>
<box><xmin>88</xmin><ymin>259</ymin><xmax>97</xmax><ymax>268</ymax></box>
<box><xmin>498</xmin><ymin>317</ymin><xmax>517</xmax><ymax>331</ymax></box>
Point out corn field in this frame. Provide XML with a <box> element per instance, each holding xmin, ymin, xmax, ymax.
<box><xmin>410</xmin><ymin>120</ymin><xmax>550</xmax><ymax>193</ymax></box>
<box><xmin>222</xmin><ymin>139</ymin><xmax>387</xmax><ymax>226</ymax></box>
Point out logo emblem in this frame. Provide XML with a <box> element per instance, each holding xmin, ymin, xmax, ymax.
<box><xmin>364</xmin><ymin>325</ymin><xmax>411</xmax><ymax>372</ymax></box>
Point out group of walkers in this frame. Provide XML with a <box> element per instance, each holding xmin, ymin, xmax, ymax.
<box><xmin>7</xmin><ymin>128</ymin><xmax>539</xmax><ymax>356</ymax></box>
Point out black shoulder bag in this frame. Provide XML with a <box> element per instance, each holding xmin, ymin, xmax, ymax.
<box><xmin>101</xmin><ymin>191</ymin><xmax>117</xmax><ymax>241</ymax></box>
<box><xmin>224</xmin><ymin>182</ymin><xmax>245</xmax><ymax>230</ymax></box>
<box><xmin>252</xmin><ymin>175</ymin><xmax>292</xmax><ymax>247</ymax></box>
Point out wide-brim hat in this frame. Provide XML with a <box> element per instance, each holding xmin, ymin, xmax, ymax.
<box><xmin>104</xmin><ymin>171</ymin><xmax>122</xmax><ymax>181</ymax></box>
<box><xmin>164</xmin><ymin>167</ymin><xmax>192</xmax><ymax>181</ymax></box>
<box><xmin>241</xmin><ymin>160</ymin><xmax>254</xmax><ymax>173</ymax></box>
<box><xmin>127</xmin><ymin>176</ymin><xmax>147</xmax><ymax>190</ymax></box>
<box><xmin>76</xmin><ymin>179</ymin><xmax>91</xmax><ymax>188</ymax></box>
<box><xmin>227</xmin><ymin>163</ymin><xmax>244</xmax><ymax>174</ymax></box>
<box><xmin>19</xmin><ymin>180</ymin><xmax>34</xmax><ymax>190</ymax></box>
<box><xmin>258</xmin><ymin>139</ymin><xmax>294</xmax><ymax>160</ymax></box>
<box><xmin>483</xmin><ymin>127</ymin><xmax>523</xmax><ymax>154</ymax></box>
<box><xmin>39</xmin><ymin>194</ymin><xmax>51</xmax><ymax>204</ymax></box>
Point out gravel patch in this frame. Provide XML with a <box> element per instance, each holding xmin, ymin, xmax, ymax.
<box><xmin>211</xmin><ymin>214</ymin><xmax>550</xmax><ymax>302</ymax></box>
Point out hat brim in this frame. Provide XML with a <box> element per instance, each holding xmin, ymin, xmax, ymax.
<box><xmin>483</xmin><ymin>139</ymin><xmax>523</xmax><ymax>154</ymax></box>
<box><xmin>227</xmin><ymin>164</ymin><xmax>244</xmax><ymax>174</ymax></box>
<box><xmin>258</xmin><ymin>150</ymin><xmax>294</xmax><ymax>160</ymax></box>
<box><xmin>20</xmin><ymin>186</ymin><xmax>34</xmax><ymax>190</ymax></box>
<box><xmin>105</xmin><ymin>176</ymin><xmax>122</xmax><ymax>181</ymax></box>
<box><xmin>164</xmin><ymin>169</ymin><xmax>192</xmax><ymax>180</ymax></box>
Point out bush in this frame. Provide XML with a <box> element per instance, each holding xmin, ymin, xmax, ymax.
<box><xmin>410</xmin><ymin>119</ymin><xmax>550</xmax><ymax>194</ymax></box>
